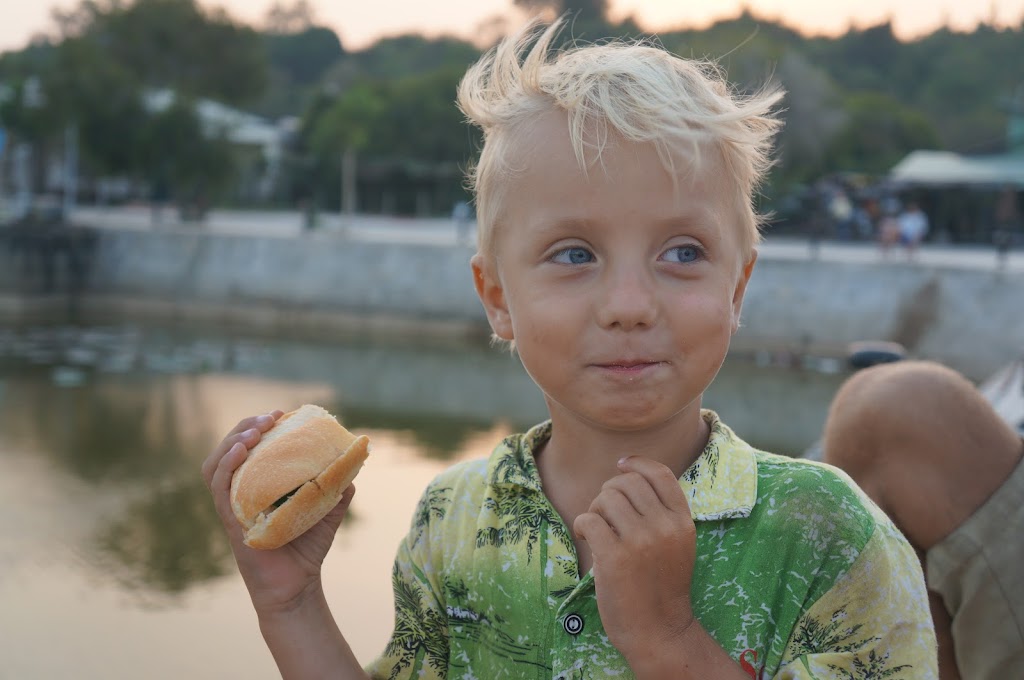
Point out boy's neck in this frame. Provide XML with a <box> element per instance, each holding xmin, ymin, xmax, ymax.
<box><xmin>535</xmin><ymin>405</ymin><xmax>711</xmax><ymax>499</ymax></box>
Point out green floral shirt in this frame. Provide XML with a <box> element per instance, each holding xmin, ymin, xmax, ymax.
<box><xmin>366</xmin><ymin>411</ymin><xmax>937</xmax><ymax>679</ymax></box>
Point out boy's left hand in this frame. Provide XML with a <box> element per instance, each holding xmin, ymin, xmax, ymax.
<box><xmin>573</xmin><ymin>456</ymin><xmax>698</xmax><ymax>663</ymax></box>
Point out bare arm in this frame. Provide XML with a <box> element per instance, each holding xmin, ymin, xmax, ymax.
<box><xmin>202</xmin><ymin>413</ymin><xmax>369</xmax><ymax>680</ymax></box>
<box><xmin>258</xmin><ymin>581</ymin><xmax>369</xmax><ymax>680</ymax></box>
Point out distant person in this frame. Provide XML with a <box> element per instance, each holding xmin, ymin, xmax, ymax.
<box><xmin>203</xmin><ymin>19</ymin><xmax>936</xmax><ymax>678</ymax></box>
<box><xmin>827</xmin><ymin>187</ymin><xmax>854</xmax><ymax>240</ymax></box>
<box><xmin>451</xmin><ymin>199</ymin><xmax>473</xmax><ymax>244</ymax></box>
<box><xmin>993</xmin><ymin>186</ymin><xmax>1020</xmax><ymax>268</ymax></box>
<box><xmin>852</xmin><ymin>197</ymin><xmax>877</xmax><ymax>241</ymax></box>
<box><xmin>823</xmin><ymin>361</ymin><xmax>1024</xmax><ymax>679</ymax></box>
<box><xmin>878</xmin><ymin>205</ymin><xmax>902</xmax><ymax>258</ymax></box>
<box><xmin>898</xmin><ymin>201</ymin><xmax>930</xmax><ymax>259</ymax></box>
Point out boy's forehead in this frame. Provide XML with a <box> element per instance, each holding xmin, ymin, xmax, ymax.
<box><xmin>505</xmin><ymin>113</ymin><xmax>725</xmax><ymax>208</ymax></box>
<box><xmin>511</xmin><ymin>109</ymin><xmax>715</xmax><ymax>180</ymax></box>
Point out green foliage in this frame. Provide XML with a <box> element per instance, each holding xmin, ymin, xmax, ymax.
<box><xmin>141</xmin><ymin>100</ymin><xmax>237</xmax><ymax>210</ymax></box>
<box><xmin>0</xmin><ymin>0</ymin><xmax>269</xmax><ymax>214</ymax></box>
<box><xmin>4</xmin><ymin>2</ymin><xmax>1022</xmax><ymax>214</ymax></box>
<box><xmin>265</xmin><ymin>27</ymin><xmax>344</xmax><ymax>86</ymax></box>
<box><xmin>44</xmin><ymin>36</ymin><xmax>149</xmax><ymax>172</ymax></box>
<box><xmin>299</xmin><ymin>60</ymin><xmax>480</xmax><ymax>213</ymax></box>
<box><xmin>514</xmin><ymin>0</ymin><xmax>610</xmax><ymax>28</ymax></box>
<box><xmin>825</xmin><ymin>92</ymin><xmax>942</xmax><ymax>174</ymax></box>
<box><xmin>804</xmin><ymin>20</ymin><xmax>1024</xmax><ymax>154</ymax></box>
<box><xmin>340</xmin><ymin>35</ymin><xmax>481</xmax><ymax>83</ymax></box>
<box><xmin>55</xmin><ymin>0</ymin><xmax>267</xmax><ymax>105</ymax></box>
<box><xmin>309</xmin><ymin>81</ymin><xmax>388</xmax><ymax>152</ymax></box>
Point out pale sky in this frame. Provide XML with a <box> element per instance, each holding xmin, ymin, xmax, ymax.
<box><xmin>2</xmin><ymin>0</ymin><xmax>1024</xmax><ymax>54</ymax></box>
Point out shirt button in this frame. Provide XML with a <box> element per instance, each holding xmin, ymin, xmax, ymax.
<box><xmin>563</xmin><ymin>613</ymin><xmax>584</xmax><ymax>635</ymax></box>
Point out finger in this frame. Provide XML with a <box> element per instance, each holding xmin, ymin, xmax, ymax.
<box><xmin>229</xmin><ymin>412</ymin><xmax>278</xmax><ymax>440</ymax></box>
<box><xmin>589</xmin><ymin>487</ymin><xmax>642</xmax><ymax>537</ymax></box>
<box><xmin>573</xmin><ymin>510</ymin><xmax>618</xmax><ymax>551</ymax></box>
<box><xmin>601</xmin><ymin>471</ymin><xmax>663</xmax><ymax>516</ymax></box>
<box><xmin>201</xmin><ymin>412</ymin><xmax>280</xmax><ymax>486</ymax></box>
<box><xmin>208</xmin><ymin>442</ymin><xmax>251</xmax><ymax>545</ymax></box>
<box><xmin>210</xmin><ymin>441</ymin><xmax>248</xmax><ymax>497</ymax></box>
<box><xmin>321</xmin><ymin>484</ymin><xmax>357</xmax><ymax>526</ymax></box>
<box><xmin>618</xmin><ymin>456</ymin><xmax>691</xmax><ymax>514</ymax></box>
<box><xmin>202</xmin><ymin>425</ymin><xmax>262</xmax><ymax>487</ymax></box>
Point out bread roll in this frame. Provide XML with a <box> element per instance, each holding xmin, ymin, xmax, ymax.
<box><xmin>230</xmin><ymin>404</ymin><xmax>369</xmax><ymax>549</ymax></box>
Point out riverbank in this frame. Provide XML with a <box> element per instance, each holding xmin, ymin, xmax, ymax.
<box><xmin>1</xmin><ymin>216</ymin><xmax>1021</xmax><ymax>380</ymax></box>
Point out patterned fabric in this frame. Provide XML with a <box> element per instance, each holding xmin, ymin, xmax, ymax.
<box><xmin>366</xmin><ymin>411</ymin><xmax>937</xmax><ymax>679</ymax></box>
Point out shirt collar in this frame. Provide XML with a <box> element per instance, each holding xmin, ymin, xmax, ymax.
<box><xmin>486</xmin><ymin>411</ymin><xmax>758</xmax><ymax>520</ymax></box>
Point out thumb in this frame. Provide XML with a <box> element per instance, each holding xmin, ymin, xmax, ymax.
<box><xmin>324</xmin><ymin>484</ymin><xmax>357</xmax><ymax>526</ymax></box>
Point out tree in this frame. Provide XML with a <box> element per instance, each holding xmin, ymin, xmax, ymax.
<box><xmin>825</xmin><ymin>92</ymin><xmax>941</xmax><ymax>174</ymax></box>
<box><xmin>41</xmin><ymin>35</ymin><xmax>149</xmax><ymax>175</ymax></box>
<box><xmin>16</xmin><ymin>0</ymin><xmax>271</xmax><ymax>214</ymax></box>
<box><xmin>265</xmin><ymin>27</ymin><xmax>345</xmax><ymax>87</ymax></box>
<box><xmin>771</xmin><ymin>50</ymin><xmax>847</xmax><ymax>187</ymax></box>
<box><xmin>306</xmin><ymin>80</ymin><xmax>387</xmax><ymax>211</ymax></box>
<box><xmin>263</xmin><ymin>0</ymin><xmax>317</xmax><ymax>34</ymax></box>
<box><xmin>140</xmin><ymin>100</ymin><xmax>236</xmax><ymax>216</ymax></box>
<box><xmin>513</xmin><ymin>0</ymin><xmax>609</xmax><ymax>24</ymax></box>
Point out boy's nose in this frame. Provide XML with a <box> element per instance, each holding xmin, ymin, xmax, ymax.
<box><xmin>595</xmin><ymin>266</ymin><xmax>659</xmax><ymax>330</ymax></box>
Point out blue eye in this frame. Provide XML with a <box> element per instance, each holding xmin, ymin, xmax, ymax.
<box><xmin>663</xmin><ymin>245</ymin><xmax>702</xmax><ymax>263</ymax></box>
<box><xmin>551</xmin><ymin>247</ymin><xmax>594</xmax><ymax>265</ymax></box>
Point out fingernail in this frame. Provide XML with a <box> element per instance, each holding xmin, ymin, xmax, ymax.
<box><xmin>256</xmin><ymin>414</ymin><xmax>273</xmax><ymax>424</ymax></box>
<box><xmin>244</xmin><ymin>428</ymin><xmax>259</xmax><ymax>437</ymax></box>
<box><xmin>618</xmin><ymin>456</ymin><xmax>630</xmax><ymax>466</ymax></box>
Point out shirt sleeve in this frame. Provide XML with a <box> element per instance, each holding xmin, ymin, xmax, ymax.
<box><xmin>365</xmin><ymin>484</ymin><xmax>451</xmax><ymax>680</ymax></box>
<box><xmin>773</xmin><ymin>517</ymin><xmax>938</xmax><ymax>679</ymax></box>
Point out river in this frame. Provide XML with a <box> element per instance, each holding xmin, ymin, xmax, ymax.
<box><xmin>0</xmin><ymin>322</ymin><xmax>848</xmax><ymax>678</ymax></box>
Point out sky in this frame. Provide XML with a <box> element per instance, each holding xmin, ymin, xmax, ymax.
<box><xmin>2</xmin><ymin>0</ymin><xmax>1024</xmax><ymax>53</ymax></box>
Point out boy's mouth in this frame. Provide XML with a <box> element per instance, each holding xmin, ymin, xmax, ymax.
<box><xmin>593</xmin><ymin>360</ymin><xmax>664</xmax><ymax>373</ymax></box>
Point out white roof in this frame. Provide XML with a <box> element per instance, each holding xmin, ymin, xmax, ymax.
<box><xmin>890</xmin><ymin>150</ymin><xmax>1024</xmax><ymax>187</ymax></box>
<box><xmin>143</xmin><ymin>89</ymin><xmax>282</xmax><ymax>153</ymax></box>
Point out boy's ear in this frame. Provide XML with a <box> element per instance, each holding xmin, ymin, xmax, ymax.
<box><xmin>730</xmin><ymin>251</ymin><xmax>758</xmax><ymax>334</ymax></box>
<box><xmin>471</xmin><ymin>253</ymin><xmax>514</xmax><ymax>341</ymax></box>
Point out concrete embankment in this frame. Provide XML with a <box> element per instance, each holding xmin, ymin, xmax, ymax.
<box><xmin>1</xmin><ymin>225</ymin><xmax>1021</xmax><ymax>380</ymax></box>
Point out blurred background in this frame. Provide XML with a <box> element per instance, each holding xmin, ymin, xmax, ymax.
<box><xmin>0</xmin><ymin>1</ymin><xmax>1022</xmax><ymax>677</ymax></box>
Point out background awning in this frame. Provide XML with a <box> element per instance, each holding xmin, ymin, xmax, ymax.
<box><xmin>889</xmin><ymin>150</ymin><xmax>1024</xmax><ymax>188</ymax></box>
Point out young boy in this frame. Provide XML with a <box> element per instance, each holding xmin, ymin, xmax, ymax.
<box><xmin>203</xmin><ymin>19</ymin><xmax>937</xmax><ymax>679</ymax></box>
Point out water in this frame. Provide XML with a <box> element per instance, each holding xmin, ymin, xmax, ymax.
<box><xmin>0</xmin><ymin>323</ymin><xmax>848</xmax><ymax>679</ymax></box>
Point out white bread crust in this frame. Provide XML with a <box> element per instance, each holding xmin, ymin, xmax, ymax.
<box><xmin>229</xmin><ymin>404</ymin><xmax>368</xmax><ymax>549</ymax></box>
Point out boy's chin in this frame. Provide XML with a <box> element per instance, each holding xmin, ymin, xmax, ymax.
<box><xmin>576</xmin><ymin>407</ymin><xmax>692</xmax><ymax>433</ymax></box>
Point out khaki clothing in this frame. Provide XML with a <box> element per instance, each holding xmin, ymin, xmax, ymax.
<box><xmin>927</xmin><ymin>451</ymin><xmax>1024</xmax><ymax>680</ymax></box>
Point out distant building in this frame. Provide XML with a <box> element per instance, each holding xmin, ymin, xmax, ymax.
<box><xmin>144</xmin><ymin>90</ymin><xmax>292</xmax><ymax>202</ymax></box>
<box><xmin>889</xmin><ymin>151</ymin><xmax>1024</xmax><ymax>188</ymax></box>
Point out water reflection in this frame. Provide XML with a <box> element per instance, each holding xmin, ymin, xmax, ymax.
<box><xmin>94</xmin><ymin>475</ymin><xmax>234</xmax><ymax>597</ymax></box>
<box><xmin>341</xmin><ymin>406</ymin><xmax>501</xmax><ymax>461</ymax></box>
<box><xmin>0</xmin><ymin>323</ymin><xmax>848</xmax><ymax>623</ymax></box>
<box><xmin>0</xmin><ymin>373</ymin><xmax>212</xmax><ymax>482</ymax></box>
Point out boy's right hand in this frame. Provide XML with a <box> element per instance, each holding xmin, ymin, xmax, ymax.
<box><xmin>202</xmin><ymin>411</ymin><xmax>357</xmax><ymax>614</ymax></box>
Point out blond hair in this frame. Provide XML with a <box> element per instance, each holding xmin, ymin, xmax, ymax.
<box><xmin>457</xmin><ymin>19</ymin><xmax>784</xmax><ymax>259</ymax></box>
